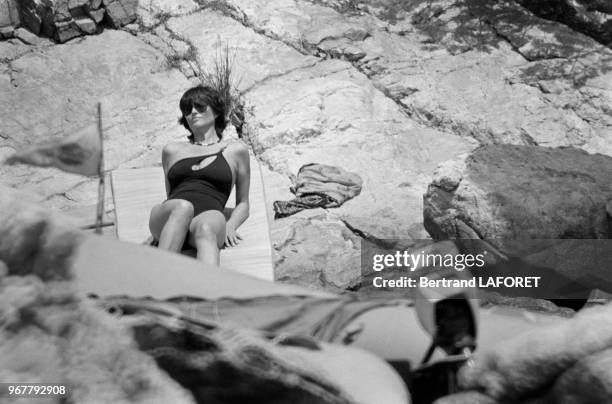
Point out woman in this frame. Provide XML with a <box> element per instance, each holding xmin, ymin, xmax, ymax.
<box><xmin>149</xmin><ymin>85</ymin><xmax>250</xmax><ymax>268</ymax></box>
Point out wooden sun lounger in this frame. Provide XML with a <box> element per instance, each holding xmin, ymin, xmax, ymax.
<box><xmin>110</xmin><ymin>153</ymin><xmax>275</xmax><ymax>281</ymax></box>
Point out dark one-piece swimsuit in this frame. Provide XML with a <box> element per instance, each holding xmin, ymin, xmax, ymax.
<box><xmin>166</xmin><ymin>147</ymin><xmax>233</xmax><ymax>216</ymax></box>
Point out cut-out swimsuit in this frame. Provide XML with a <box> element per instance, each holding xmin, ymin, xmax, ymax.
<box><xmin>166</xmin><ymin>147</ymin><xmax>233</xmax><ymax>216</ymax></box>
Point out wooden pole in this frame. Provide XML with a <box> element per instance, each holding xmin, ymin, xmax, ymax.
<box><xmin>95</xmin><ymin>102</ymin><xmax>105</xmax><ymax>235</ymax></box>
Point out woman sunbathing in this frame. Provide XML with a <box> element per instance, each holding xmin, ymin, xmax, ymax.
<box><xmin>148</xmin><ymin>85</ymin><xmax>250</xmax><ymax>267</ymax></box>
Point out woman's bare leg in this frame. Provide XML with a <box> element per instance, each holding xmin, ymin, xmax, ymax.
<box><xmin>188</xmin><ymin>210</ymin><xmax>226</xmax><ymax>268</ymax></box>
<box><xmin>149</xmin><ymin>200</ymin><xmax>194</xmax><ymax>252</ymax></box>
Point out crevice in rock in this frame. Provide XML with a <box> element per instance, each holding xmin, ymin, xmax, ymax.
<box><xmin>340</xmin><ymin>218</ymin><xmax>397</xmax><ymax>249</ymax></box>
<box><xmin>0</xmin><ymin>45</ymin><xmax>38</xmax><ymax>64</ymax></box>
<box><xmin>190</xmin><ymin>0</ymin><xmax>315</xmax><ymax>58</ymax></box>
<box><xmin>519</xmin><ymin>129</ymin><xmax>539</xmax><ymax>146</ymax></box>
<box><xmin>479</xmin><ymin>16</ymin><xmax>531</xmax><ymax>61</ymax></box>
<box><xmin>240</xmin><ymin>59</ymin><xmax>329</xmax><ymax>95</ymax></box>
<box><xmin>160</xmin><ymin>25</ymin><xmax>201</xmax><ymax>78</ymax></box>
<box><xmin>43</xmin><ymin>190</ymin><xmax>80</xmax><ymax>203</ymax></box>
<box><xmin>38</xmin><ymin>177</ymin><xmax>91</xmax><ymax>203</ymax></box>
<box><xmin>7</xmin><ymin>61</ymin><xmax>18</xmax><ymax>87</ymax></box>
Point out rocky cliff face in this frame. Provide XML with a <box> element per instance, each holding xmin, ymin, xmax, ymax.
<box><xmin>0</xmin><ymin>0</ymin><xmax>138</xmax><ymax>42</ymax></box>
<box><xmin>1</xmin><ymin>0</ymin><xmax>611</xmax><ymax>290</ymax></box>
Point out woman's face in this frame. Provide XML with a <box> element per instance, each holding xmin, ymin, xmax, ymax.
<box><xmin>185</xmin><ymin>101</ymin><xmax>217</xmax><ymax>134</ymax></box>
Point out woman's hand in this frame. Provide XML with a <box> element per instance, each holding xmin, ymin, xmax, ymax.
<box><xmin>225</xmin><ymin>225</ymin><xmax>242</xmax><ymax>248</ymax></box>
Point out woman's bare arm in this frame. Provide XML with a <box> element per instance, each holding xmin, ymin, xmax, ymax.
<box><xmin>225</xmin><ymin>141</ymin><xmax>250</xmax><ymax>246</ymax></box>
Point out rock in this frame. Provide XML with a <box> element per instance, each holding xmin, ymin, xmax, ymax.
<box><xmin>68</xmin><ymin>0</ymin><xmax>89</xmax><ymax>17</ymax></box>
<box><xmin>74</xmin><ymin>16</ymin><xmax>96</xmax><ymax>34</ymax></box>
<box><xmin>435</xmin><ymin>391</ymin><xmax>498</xmax><ymax>404</ymax></box>
<box><xmin>0</xmin><ymin>188</ymin><xmax>195</xmax><ymax>403</ymax></box>
<box><xmin>87</xmin><ymin>7</ymin><xmax>105</xmax><ymax>23</ymax></box>
<box><xmin>423</xmin><ymin>144</ymin><xmax>612</xmax><ymax>293</ymax></box>
<box><xmin>424</xmin><ymin>144</ymin><xmax>612</xmax><ymax>241</ymax></box>
<box><xmin>0</xmin><ymin>185</ymin><xmax>82</xmax><ymax>280</ymax></box>
<box><xmin>53</xmin><ymin>0</ymin><xmax>73</xmax><ymax>22</ymax></box>
<box><xmin>101</xmin><ymin>0</ymin><xmax>137</xmax><ymax>28</ymax></box>
<box><xmin>0</xmin><ymin>38</ymin><xmax>30</xmax><ymax>60</ymax></box>
<box><xmin>0</xmin><ymin>26</ymin><xmax>14</xmax><ymax>38</ymax></box>
<box><xmin>0</xmin><ymin>0</ymin><xmax>20</xmax><ymax>28</ymax></box>
<box><xmin>457</xmin><ymin>303</ymin><xmax>612</xmax><ymax>402</ymax></box>
<box><xmin>225</xmin><ymin>0</ymin><xmax>612</xmax><ymax>157</ymax></box>
<box><xmin>551</xmin><ymin>347</ymin><xmax>612</xmax><ymax>403</ymax></box>
<box><xmin>13</xmin><ymin>27</ymin><xmax>46</xmax><ymax>45</ymax></box>
<box><xmin>226</xmin><ymin>0</ymin><xmax>383</xmax><ymax>49</ymax></box>
<box><xmin>344</xmin><ymin>26</ymin><xmax>369</xmax><ymax>41</ymax></box>
<box><xmin>273</xmin><ymin>212</ymin><xmax>362</xmax><ymax>291</ymax></box>
<box><xmin>17</xmin><ymin>0</ymin><xmax>55</xmax><ymax>37</ymax></box>
<box><xmin>515</xmin><ymin>0</ymin><xmax>612</xmax><ymax>47</ymax></box>
<box><xmin>89</xmin><ymin>0</ymin><xmax>102</xmax><ymax>9</ymax></box>
<box><xmin>166</xmin><ymin>10</ymin><xmax>319</xmax><ymax>93</ymax></box>
<box><xmin>54</xmin><ymin>19</ymin><xmax>81</xmax><ymax>42</ymax></box>
<box><xmin>318</xmin><ymin>38</ymin><xmax>367</xmax><ymax>61</ymax></box>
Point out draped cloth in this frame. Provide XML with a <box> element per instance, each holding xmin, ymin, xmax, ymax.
<box><xmin>97</xmin><ymin>296</ymin><xmax>407</xmax><ymax>404</ymax></box>
<box><xmin>273</xmin><ymin>164</ymin><xmax>363</xmax><ymax>218</ymax></box>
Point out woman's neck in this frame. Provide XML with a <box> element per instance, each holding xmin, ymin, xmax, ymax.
<box><xmin>192</xmin><ymin>128</ymin><xmax>219</xmax><ymax>145</ymax></box>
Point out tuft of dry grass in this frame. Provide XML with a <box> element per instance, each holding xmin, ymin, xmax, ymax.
<box><xmin>193</xmin><ymin>43</ymin><xmax>245</xmax><ymax>136</ymax></box>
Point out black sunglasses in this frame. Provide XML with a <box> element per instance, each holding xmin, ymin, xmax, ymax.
<box><xmin>193</xmin><ymin>102</ymin><xmax>209</xmax><ymax>113</ymax></box>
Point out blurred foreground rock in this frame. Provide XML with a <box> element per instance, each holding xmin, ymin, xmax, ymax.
<box><xmin>0</xmin><ymin>186</ymin><xmax>195</xmax><ymax>403</ymax></box>
<box><xmin>436</xmin><ymin>302</ymin><xmax>612</xmax><ymax>403</ymax></box>
<box><xmin>0</xmin><ymin>186</ymin><xmax>404</xmax><ymax>404</ymax></box>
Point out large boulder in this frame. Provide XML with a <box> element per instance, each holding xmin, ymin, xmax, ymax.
<box><xmin>423</xmin><ymin>144</ymin><xmax>612</xmax><ymax>241</ymax></box>
<box><xmin>423</xmin><ymin>144</ymin><xmax>612</xmax><ymax>294</ymax></box>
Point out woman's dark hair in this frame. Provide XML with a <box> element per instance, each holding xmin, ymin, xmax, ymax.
<box><xmin>178</xmin><ymin>85</ymin><xmax>227</xmax><ymax>143</ymax></box>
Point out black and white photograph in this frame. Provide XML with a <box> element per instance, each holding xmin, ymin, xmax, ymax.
<box><xmin>1</xmin><ymin>0</ymin><xmax>611</xmax><ymax>403</ymax></box>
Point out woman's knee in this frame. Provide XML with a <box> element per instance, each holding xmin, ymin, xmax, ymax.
<box><xmin>192</xmin><ymin>221</ymin><xmax>218</xmax><ymax>241</ymax></box>
<box><xmin>166</xmin><ymin>199</ymin><xmax>194</xmax><ymax>221</ymax></box>
<box><xmin>191</xmin><ymin>212</ymin><xmax>225</xmax><ymax>243</ymax></box>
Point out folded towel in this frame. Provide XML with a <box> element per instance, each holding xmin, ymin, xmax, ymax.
<box><xmin>274</xmin><ymin>163</ymin><xmax>362</xmax><ymax>218</ymax></box>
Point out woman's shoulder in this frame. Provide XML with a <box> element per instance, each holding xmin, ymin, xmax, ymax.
<box><xmin>162</xmin><ymin>142</ymin><xmax>185</xmax><ymax>152</ymax></box>
<box><xmin>224</xmin><ymin>139</ymin><xmax>249</xmax><ymax>155</ymax></box>
<box><xmin>162</xmin><ymin>141</ymin><xmax>186</xmax><ymax>155</ymax></box>
<box><xmin>161</xmin><ymin>142</ymin><xmax>188</xmax><ymax>168</ymax></box>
